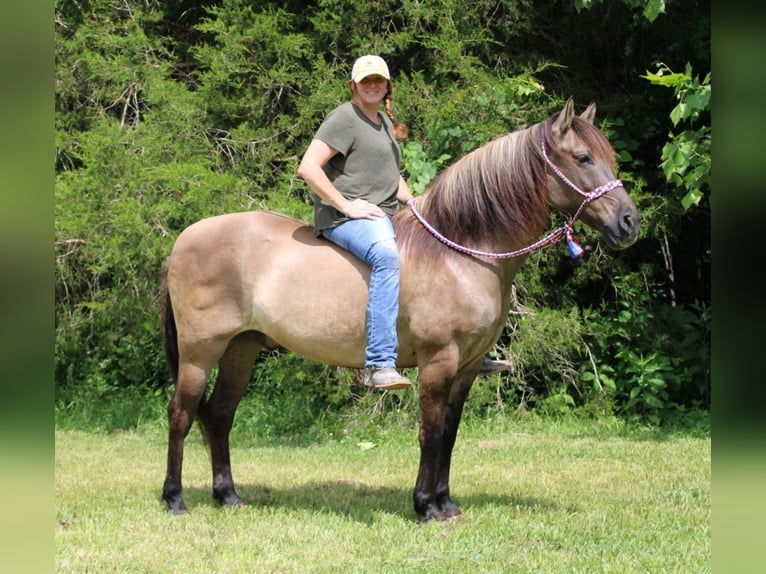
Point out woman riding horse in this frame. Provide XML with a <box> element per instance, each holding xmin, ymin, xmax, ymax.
<box><xmin>160</xmin><ymin>97</ymin><xmax>640</xmax><ymax>521</ymax></box>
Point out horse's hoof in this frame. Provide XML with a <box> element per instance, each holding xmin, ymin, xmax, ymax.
<box><xmin>440</xmin><ymin>501</ymin><xmax>462</xmax><ymax>519</ymax></box>
<box><xmin>419</xmin><ymin>509</ymin><xmax>444</xmax><ymax>523</ymax></box>
<box><xmin>215</xmin><ymin>491</ymin><xmax>246</xmax><ymax>508</ymax></box>
<box><xmin>418</xmin><ymin>503</ymin><xmax>463</xmax><ymax>523</ymax></box>
<box><xmin>165</xmin><ymin>499</ymin><xmax>188</xmax><ymax>515</ymax></box>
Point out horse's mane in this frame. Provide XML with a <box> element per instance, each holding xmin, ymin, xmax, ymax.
<box><xmin>395</xmin><ymin>115</ymin><xmax>615</xmax><ymax>263</ymax></box>
<box><xmin>395</xmin><ymin>122</ymin><xmax>549</xmax><ymax>262</ymax></box>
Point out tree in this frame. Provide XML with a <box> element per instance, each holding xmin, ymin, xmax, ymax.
<box><xmin>55</xmin><ymin>0</ymin><xmax>710</xmax><ymax>426</ymax></box>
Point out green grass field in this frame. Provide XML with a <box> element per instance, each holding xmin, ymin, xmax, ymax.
<box><xmin>56</xmin><ymin>417</ymin><xmax>710</xmax><ymax>572</ymax></box>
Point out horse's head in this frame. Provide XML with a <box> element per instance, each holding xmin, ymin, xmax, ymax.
<box><xmin>544</xmin><ymin>98</ymin><xmax>640</xmax><ymax>250</ymax></box>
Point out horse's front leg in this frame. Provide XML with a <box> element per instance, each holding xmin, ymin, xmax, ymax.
<box><xmin>414</xmin><ymin>363</ymin><xmax>475</xmax><ymax>522</ymax></box>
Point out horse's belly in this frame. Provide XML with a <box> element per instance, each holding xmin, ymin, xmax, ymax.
<box><xmin>253</xmin><ymin>301</ymin><xmax>368</xmax><ymax>367</ymax></box>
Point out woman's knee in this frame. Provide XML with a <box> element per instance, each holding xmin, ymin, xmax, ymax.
<box><xmin>366</xmin><ymin>237</ymin><xmax>400</xmax><ymax>270</ymax></box>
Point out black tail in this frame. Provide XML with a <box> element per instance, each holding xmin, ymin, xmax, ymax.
<box><xmin>159</xmin><ymin>262</ymin><xmax>179</xmax><ymax>384</ymax></box>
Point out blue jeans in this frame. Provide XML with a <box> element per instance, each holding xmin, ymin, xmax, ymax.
<box><xmin>322</xmin><ymin>216</ymin><xmax>400</xmax><ymax>368</ymax></box>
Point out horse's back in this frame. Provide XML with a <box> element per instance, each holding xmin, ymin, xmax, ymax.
<box><xmin>169</xmin><ymin>211</ymin><xmax>330</xmax><ymax>275</ymax></box>
<box><xmin>173</xmin><ymin>210</ymin><xmax>312</xmax><ymax>250</ymax></box>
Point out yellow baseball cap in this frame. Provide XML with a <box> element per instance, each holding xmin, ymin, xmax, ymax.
<box><xmin>351</xmin><ymin>55</ymin><xmax>391</xmax><ymax>83</ymax></box>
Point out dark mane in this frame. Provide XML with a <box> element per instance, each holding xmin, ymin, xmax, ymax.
<box><xmin>396</xmin><ymin>122</ymin><xmax>549</xmax><ymax>260</ymax></box>
<box><xmin>395</xmin><ymin>115</ymin><xmax>617</xmax><ymax>262</ymax></box>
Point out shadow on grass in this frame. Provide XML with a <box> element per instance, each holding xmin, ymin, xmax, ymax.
<box><xmin>176</xmin><ymin>481</ymin><xmax>561</xmax><ymax>523</ymax></box>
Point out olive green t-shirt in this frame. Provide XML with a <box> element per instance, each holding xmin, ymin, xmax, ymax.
<box><xmin>312</xmin><ymin>101</ymin><xmax>401</xmax><ymax>235</ymax></box>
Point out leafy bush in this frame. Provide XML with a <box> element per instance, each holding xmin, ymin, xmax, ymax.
<box><xmin>55</xmin><ymin>0</ymin><xmax>710</xmax><ymax>433</ymax></box>
<box><xmin>581</xmin><ymin>279</ymin><xmax>711</xmax><ymax>424</ymax></box>
<box><xmin>644</xmin><ymin>62</ymin><xmax>711</xmax><ymax>211</ymax></box>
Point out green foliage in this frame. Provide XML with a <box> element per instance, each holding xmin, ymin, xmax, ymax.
<box><xmin>55</xmin><ymin>109</ymin><xmax>256</xmax><ymax>391</ymax></box>
<box><xmin>55</xmin><ymin>375</ymin><xmax>170</xmax><ymax>431</ymax></box>
<box><xmin>234</xmin><ymin>352</ymin><xmax>356</xmax><ymax>440</ymax></box>
<box><xmin>644</xmin><ymin>63</ymin><xmax>711</xmax><ymax>210</ymax></box>
<box><xmin>401</xmin><ymin>141</ymin><xmax>450</xmax><ymax>195</ymax></box>
<box><xmin>55</xmin><ymin>0</ymin><xmax>710</xmax><ymax>433</ymax></box>
<box><xmin>581</xmin><ymin>278</ymin><xmax>711</xmax><ymax>424</ymax></box>
<box><xmin>467</xmin><ymin>304</ymin><xmax>590</xmax><ymax>418</ymax></box>
<box><xmin>416</xmin><ymin>71</ymin><xmax>552</xmax><ymax>156</ymax></box>
<box><xmin>575</xmin><ymin>0</ymin><xmax>667</xmax><ymax>22</ymax></box>
<box><xmin>401</xmin><ymin>69</ymin><xmax>551</xmax><ymax>194</ymax></box>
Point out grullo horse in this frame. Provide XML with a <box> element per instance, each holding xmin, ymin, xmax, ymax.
<box><xmin>160</xmin><ymin>98</ymin><xmax>640</xmax><ymax>521</ymax></box>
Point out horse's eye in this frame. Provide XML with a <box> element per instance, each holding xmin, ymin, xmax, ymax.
<box><xmin>577</xmin><ymin>154</ymin><xmax>591</xmax><ymax>164</ymax></box>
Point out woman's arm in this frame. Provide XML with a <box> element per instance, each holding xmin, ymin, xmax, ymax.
<box><xmin>297</xmin><ymin>138</ymin><xmax>385</xmax><ymax>219</ymax></box>
<box><xmin>396</xmin><ymin>175</ymin><xmax>413</xmax><ymax>204</ymax></box>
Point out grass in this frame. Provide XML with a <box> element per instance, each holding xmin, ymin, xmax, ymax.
<box><xmin>55</xmin><ymin>414</ymin><xmax>710</xmax><ymax>572</ymax></box>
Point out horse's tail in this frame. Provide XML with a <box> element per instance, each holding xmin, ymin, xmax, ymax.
<box><xmin>159</xmin><ymin>262</ymin><xmax>179</xmax><ymax>384</ymax></box>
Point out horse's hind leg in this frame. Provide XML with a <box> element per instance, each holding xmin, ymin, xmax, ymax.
<box><xmin>163</xmin><ymin>358</ymin><xmax>216</xmax><ymax>514</ymax></box>
<box><xmin>198</xmin><ymin>331</ymin><xmax>263</xmax><ymax>507</ymax></box>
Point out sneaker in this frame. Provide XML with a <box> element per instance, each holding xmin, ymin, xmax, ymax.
<box><xmin>363</xmin><ymin>367</ymin><xmax>412</xmax><ymax>390</ymax></box>
<box><xmin>478</xmin><ymin>357</ymin><xmax>513</xmax><ymax>376</ymax></box>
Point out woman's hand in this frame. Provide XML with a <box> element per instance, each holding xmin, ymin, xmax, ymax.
<box><xmin>343</xmin><ymin>198</ymin><xmax>385</xmax><ymax>219</ymax></box>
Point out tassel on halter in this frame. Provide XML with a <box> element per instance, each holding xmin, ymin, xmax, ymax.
<box><xmin>567</xmin><ymin>235</ymin><xmax>584</xmax><ymax>259</ymax></box>
<box><xmin>564</xmin><ymin>222</ymin><xmax>584</xmax><ymax>259</ymax></box>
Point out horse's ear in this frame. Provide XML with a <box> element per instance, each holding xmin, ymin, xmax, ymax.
<box><xmin>552</xmin><ymin>97</ymin><xmax>575</xmax><ymax>138</ymax></box>
<box><xmin>580</xmin><ymin>102</ymin><xmax>597</xmax><ymax>125</ymax></box>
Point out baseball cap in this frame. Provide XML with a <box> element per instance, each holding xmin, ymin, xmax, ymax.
<box><xmin>351</xmin><ymin>55</ymin><xmax>391</xmax><ymax>83</ymax></box>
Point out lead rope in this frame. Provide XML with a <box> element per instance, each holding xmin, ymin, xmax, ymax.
<box><xmin>408</xmin><ymin>139</ymin><xmax>622</xmax><ymax>260</ymax></box>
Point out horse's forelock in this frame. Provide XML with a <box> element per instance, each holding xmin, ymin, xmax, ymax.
<box><xmin>570</xmin><ymin>117</ymin><xmax>617</xmax><ymax>166</ymax></box>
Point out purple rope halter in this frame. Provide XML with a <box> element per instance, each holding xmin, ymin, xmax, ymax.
<box><xmin>408</xmin><ymin>138</ymin><xmax>623</xmax><ymax>259</ymax></box>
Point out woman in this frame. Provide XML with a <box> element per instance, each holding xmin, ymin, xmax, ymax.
<box><xmin>298</xmin><ymin>55</ymin><xmax>412</xmax><ymax>390</ymax></box>
<box><xmin>298</xmin><ymin>55</ymin><xmax>510</xmax><ymax>390</ymax></box>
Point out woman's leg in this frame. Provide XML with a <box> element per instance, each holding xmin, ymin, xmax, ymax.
<box><xmin>323</xmin><ymin>217</ymin><xmax>400</xmax><ymax>367</ymax></box>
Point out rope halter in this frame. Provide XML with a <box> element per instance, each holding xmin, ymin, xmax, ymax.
<box><xmin>408</xmin><ymin>138</ymin><xmax>623</xmax><ymax>260</ymax></box>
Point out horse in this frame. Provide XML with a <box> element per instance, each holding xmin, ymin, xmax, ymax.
<box><xmin>159</xmin><ymin>98</ymin><xmax>640</xmax><ymax>522</ymax></box>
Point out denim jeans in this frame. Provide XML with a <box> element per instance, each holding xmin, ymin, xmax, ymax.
<box><xmin>322</xmin><ymin>216</ymin><xmax>400</xmax><ymax>368</ymax></box>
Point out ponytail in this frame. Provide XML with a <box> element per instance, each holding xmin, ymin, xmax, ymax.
<box><xmin>384</xmin><ymin>81</ymin><xmax>409</xmax><ymax>140</ymax></box>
